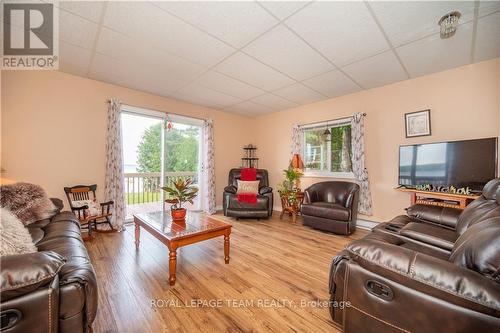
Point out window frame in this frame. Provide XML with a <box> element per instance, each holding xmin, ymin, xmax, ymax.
<box><xmin>301</xmin><ymin>118</ymin><xmax>355</xmax><ymax>179</ymax></box>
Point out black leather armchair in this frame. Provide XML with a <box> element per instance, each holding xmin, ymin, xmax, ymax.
<box><xmin>223</xmin><ymin>168</ymin><xmax>273</xmax><ymax>219</ymax></box>
<box><xmin>301</xmin><ymin>181</ymin><xmax>360</xmax><ymax>235</ymax></box>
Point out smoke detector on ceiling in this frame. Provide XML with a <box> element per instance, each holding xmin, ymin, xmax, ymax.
<box><xmin>438</xmin><ymin>11</ymin><xmax>461</xmax><ymax>39</ymax></box>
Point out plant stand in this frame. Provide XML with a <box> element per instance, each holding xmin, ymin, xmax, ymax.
<box><xmin>279</xmin><ymin>191</ymin><xmax>305</xmax><ymax>223</ymax></box>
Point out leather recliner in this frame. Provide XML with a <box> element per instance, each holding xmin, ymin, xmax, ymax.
<box><xmin>301</xmin><ymin>181</ymin><xmax>360</xmax><ymax>235</ymax></box>
<box><xmin>329</xmin><ymin>182</ymin><xmax>500</xmax><ymax>332</ymax></box>
<box><xmin>0</xmin><ymin>201</ymin><xmax>97</xmax><ymax>333</ymax></box>
<box><xmin>223</xmin><ymin>168</ymin><xmax>273</xmax><ymax>219</ymax></box>
<box><xmin>372</xmin><ymin>178</ymin><xmax>500</xmax><ymax>255</ymax></box>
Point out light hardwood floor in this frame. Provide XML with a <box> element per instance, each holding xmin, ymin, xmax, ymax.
<box><xmin>86</xmin><ymin>213</ymin><xmax>367</xmax><ymax>333</ymax></box>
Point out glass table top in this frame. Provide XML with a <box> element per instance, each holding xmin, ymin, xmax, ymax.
<box><xmin>134</xmin><ymin>210</ymin><xmax>231</xmax><ymax>240</ymax></box>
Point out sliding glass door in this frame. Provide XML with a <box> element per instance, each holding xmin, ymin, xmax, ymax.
<box><xmin>121</xmin><ymin>106</ymin><xmax>204</xmax><ymax>221</ymax></box>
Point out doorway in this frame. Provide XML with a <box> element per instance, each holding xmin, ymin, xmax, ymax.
<box><xmin>121</xmin><ymin>106</ymin><xmax>204</xmax><ymax>221</ymax></box>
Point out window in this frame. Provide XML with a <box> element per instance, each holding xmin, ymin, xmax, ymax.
<box><xmin>302</xmin><ymin>121</ymin><xmax>353</xmax><ymax>177</ymax></box>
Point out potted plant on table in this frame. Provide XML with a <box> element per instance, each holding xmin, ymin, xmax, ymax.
<box><xmin>278</xmin><ymin>166</ymin><xmax>304</xmax><ymax>205</ymax></box>
<box><xmin>162</xmin><ymin>178</ymin><xmax>198</xmax><ymax>221</ymax></box>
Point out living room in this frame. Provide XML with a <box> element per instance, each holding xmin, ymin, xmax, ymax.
<box><xmin>1</xmin><ymin>1</ymin><xmax>499</xmax><ymax>333</ymax></box>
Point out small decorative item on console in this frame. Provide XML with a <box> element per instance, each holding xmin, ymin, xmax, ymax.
<box><xmin>415</xmin><ymin>183</ymin><xmax>473</xmax><ymax>196</ymax></box>
<box><xmin>162</xmin><ymin>178</ymin><xmax>198</xmax><ymax>221</ymax></box>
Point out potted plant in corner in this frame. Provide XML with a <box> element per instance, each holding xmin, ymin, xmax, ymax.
<box><xmin>162</xmin><ymin>178</ymin><xmax>198</xmax><ymax>221</ymax></box>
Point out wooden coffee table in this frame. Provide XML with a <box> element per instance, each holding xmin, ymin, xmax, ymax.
<box><xmin>134</xmin><ymin>211</ymin><xmax>231</xmax><ymax>286</ymax></box>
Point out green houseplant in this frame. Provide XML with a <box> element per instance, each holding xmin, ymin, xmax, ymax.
<box><xmin>162</xmin><ymin>178</ymin><xmax>198</xmax><ymax>221</ymax></box>
<box><xmin>278</xmin><ymin>165</ymin><xmax>304</xmax><ymax>204</ymax></box>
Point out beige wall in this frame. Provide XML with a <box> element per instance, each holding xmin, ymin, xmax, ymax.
<box><xmin>253</xmin><ymin>58</ymin><xmax>500</xmax><ymax>222</ymax></box>
<box><xmin>1</xmin><ymin>70</ymin><xmax>253</xmax><ymax>208</ymax></box>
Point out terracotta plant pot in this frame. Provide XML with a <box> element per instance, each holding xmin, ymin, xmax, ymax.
<box><xmin>171</xmin><ymin>208</ymin><xmax>187</xmax><ymax>221</ymax></box>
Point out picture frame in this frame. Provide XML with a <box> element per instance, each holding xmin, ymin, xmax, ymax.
<box><xmin>405</xmin><ymin>109</ymin><xmax>431</xmax><ymax>138</ymax></box>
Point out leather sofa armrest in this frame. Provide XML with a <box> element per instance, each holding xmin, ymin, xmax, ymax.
<box><xmin>345</xmin><ymin>238</ymin><xmax>500</xmax><ymax>314</ymax></box>
<box><xmin>344</xmin><ymin>187</ymin><xmax>358</xmax><ymax>208</ymax></box>
<box><xmin>0</xmin><ymin>251</ymin><xmax>65</xmax><ymax>301</ymax></box>
<box><xmin>406</xmin><ymin>204</ymin><xmax>461</xmax><ymax>229</ymax></box>
<box><xmin>224</xmin><ymin>185</ymin><xmax>237</xmax><ymax>194</ymax></box>
<box><xmin>304</xmin><ymin>189</ymin><xmax>316</xmax><ymax>204</ymax></box>
<box><xmin>259</xmin><ymin>186</ymin><xmax>273</xmax><ymax>195</ymax></box>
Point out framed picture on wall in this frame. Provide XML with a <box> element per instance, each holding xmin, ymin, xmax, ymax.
<box><xmin>405</xmin><ymin>109</ymin><xmax>431</xmax><ymax>138</ymax></box>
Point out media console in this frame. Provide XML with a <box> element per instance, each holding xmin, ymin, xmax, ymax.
<box><xmin>396</xmin><ymin>187</ymin><xmax>480</xmax><ymax>210</ymax></box>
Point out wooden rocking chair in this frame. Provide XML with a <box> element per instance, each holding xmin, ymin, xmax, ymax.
<box><xmin>64</xmin><ymin>184</ymin><xmax>114</xmax><ymax>237</ymax></box>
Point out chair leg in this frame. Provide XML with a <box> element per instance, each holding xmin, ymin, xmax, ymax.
<box><xmin>106</xmin><ymin>217</ymin><xmax>114</xmax><ymax>230</ymax></box>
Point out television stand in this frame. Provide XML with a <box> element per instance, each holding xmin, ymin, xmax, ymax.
<box><xmin>396</xmin><ymin>188</ymin><xmax>480</xmax><ymax>210</ymax></box>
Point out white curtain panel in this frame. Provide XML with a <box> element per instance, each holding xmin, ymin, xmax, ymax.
<box><xmin>203</xmin><ymin>119</ymin><xmax>216</xmax><ymax>214</ymax></box>
<box><xmin>351</xmin><ymin>113</ymin><xmax>373</xmax><ymax>215</ymax></box>
<box><xmin>290</xmin><ymin>123</ymin><xmax>303</xmax><ymax>158</ymax></box>
<box><xmin>104</xmin><ymin>99</ymin><xmax>126</xmax><ymax>230</ymax></box>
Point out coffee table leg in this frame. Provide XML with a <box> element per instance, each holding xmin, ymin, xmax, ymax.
<box><xmin>224</xmin><ymin>234</ymin><xmax>230</xmax><ymax>264</ymax></box>
<box><xmin>134</xmin><ymin>221</ymin><xmax>140</xmax><ymax>249</ymax></box>
<box><xmin>169</xmin><ymin>248</ymin><xmax>177</xmax><ymax>286</ymax></box>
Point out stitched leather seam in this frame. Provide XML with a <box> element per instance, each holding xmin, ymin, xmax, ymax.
<box><xmin>346</xmin><ymin>249</ymin><xmax>500</xmax><ymax>310</ymax></box>
<box><xmin>48</xmin><ymin>287</ymin><xmax>52</xmax><ymax>333</ymax></box>
<box><xmin>349</xmin><ymin>304</ymin><xmax>411</xmax><ymax>333</ymax></box>
<box><xmin>342</xmin><ymin>263</ymin><xmax>350</xmax><ymax>332</ymax></box>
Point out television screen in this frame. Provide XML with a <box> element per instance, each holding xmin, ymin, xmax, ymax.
<box><xmin>399</xmin><ymin>138</ymin><xmax>498</xmax><ymax>192</ymax></box>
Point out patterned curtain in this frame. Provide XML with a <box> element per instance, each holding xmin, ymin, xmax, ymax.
<box><xmin>104</xmin><ymin>99</ymin><xmax>126</xmax><ymax>230</ymax></box>
<box><xmin>203</xmin><ymin>119</ymin><xmax>216</xmax><ymax>214</ymax></box>
<box><xmin>351</xmin><ymin>113</ymin><xmax>373</xmax><ymax>215</ymax></box>
<box><xmin>290</xmin><ymin>123</ymin><xmax>303</xmax><ymax>158</ymax></box>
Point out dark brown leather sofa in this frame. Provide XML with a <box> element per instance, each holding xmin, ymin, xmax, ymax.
<box><xmin>223</xmin><ymin>168</ymin><xmax>273</xmax><ymax>219</ymax></box>
<box><xmin>329</xmin><ymin>180</ymin><xmax>500</xmax><ymax>332</ymax></box>
<box><xmin>0</xmin><ymin>202</ymin><xmax>97</xmax><ymax>333</ymax></box>
<box><xmin>301</xmin><ymin>181</ymin><xmax>360</xmax><ymax>235</ymax></box>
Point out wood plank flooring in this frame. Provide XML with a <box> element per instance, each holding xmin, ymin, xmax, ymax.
<box><xmin>85</xmin><ymin>213</ymin><xmax>367</xmax><ymax>333</ymax></box>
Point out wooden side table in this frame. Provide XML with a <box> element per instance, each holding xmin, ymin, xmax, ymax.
<box><xmin>279</xmin><ymin>191</ymin><xmax>305</xmax><ymax>223</ymax></box>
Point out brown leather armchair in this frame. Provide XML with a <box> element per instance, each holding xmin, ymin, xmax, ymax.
<box><xmin>330</xmin><ymin>179</ymin><xmax>500</xmax><ymax>332</ymax></box>
<box><xmin>301</xmin><ymin>181</ymin><xmax>360</xmax><ymax>235</ymax></box>
<box><xmin>0</xmin><ymin>203</ymin><xmax>98</xmax><ymax>333</ymax></box>
<box><xmin>223</xmin><ymin>168</ymin><xmax>273</xmax><ymax>219</ymax></box>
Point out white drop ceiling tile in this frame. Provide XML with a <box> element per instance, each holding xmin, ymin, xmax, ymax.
<box><xmin>273</xmin><ymin>83</ymin><xmax>325</xmax><ymax>105</ymax></box>
<box><xmin>152</xmin><ymin>1</ymin><xmax>277</xmax><ymax>48</ymax></box>
<box><xmin>96</xmin><ymin>28</ymin><xmax>204</xmax><ymax>84</ymax></box>
<box><xmin>58</xmin><ymin>1</ymin><xmax>104</xmax><ymax>23</ymax></box>
<box><xmin>479</xmin><ymin>0</ymin><xmax>500</xmax><ymax>17</ymax></box>
<box><xmin>250</xmin><ymin>93</ymin><xmax>298</xmax><ymax>110</ymax></box>
<box><xmin>58</xmin><ymin>42</ymin><xmax>92</xmax><ymax>77</ymax></box>
<box><xmin>243</xmin><ymin>25</ymin><xmax>335</xmax><ymax>81</ymax></box>
<box><xmin>258</xmin><ymin>1</ymin><xmax>311</xmax><ymax>20</ymax></box>
<box><xmin>89</xmin><ymin>53</ymin><xmax>184</xmax><ymax>95</ymax></box>
<box><xmin>302</xmin><ymin>70</ymin><xmax>361</xmax><ymax>98</ymax></box>
<box><xmin>342</xmin><ymin>51</ymin><xmax>407</xmax><ymax>89</ymax></box>
<box><xmin>227</xmin><ymin>101</ymin><xmax>275</xmax><ymax>116</ymax></box>
<box><xmin>214</xmin><ymin>52</ymin><xmax>295</xmax><ymax>91</ymax></box>
<box><xmin>59</xmin><ymin>10</ymin><xmax>98</xmax><ymax>49</ymax></box>
<box><xmin>286</xmin><ymin>1</ymin><xmax>389</xmax><ymax>66</ymax></box>
<box><xmin>175</xmin><ymin>84</ymin><xmax>243</xmax><ymax>108</ymax></box>
<box><xmin>370</xmin><ymin>1</ymin><xmax>475</xmax><ymax>47</ymax></box>
<box><xmin>103</xmin><ymin>1</ymin><xmax>234</xmax><ymax>67</ymax></box>
<box><xmin>196</xmin><ymin>71</ymin><xmax>265</xmax><ymax>100</ymax></box>
<box><xmin>474</xmin><ymin>12</ymin><xmax>500</xmax><ymax>62</ymax></box>
<box><xmin>396</xmin><ymin>22</ymin><xmax>473</xmax><ymax>78</ymax></box>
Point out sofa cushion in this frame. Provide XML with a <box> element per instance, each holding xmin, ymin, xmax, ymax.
<box><xmin>301</xmin><ymin>202</ymin><xmax>350</xmax><ymax>221</ymax></box>
<box><xmin>450</xmin><ymin>217</ymin><xmax>500</xmax><ymax>282</ymax></box>
<box><xmin>0</xmin><ymin>208</ymin><xmax>37</xmax><ymax>256</ymax></box>
<box><xmin>227</xmin><ymin>194</ymin><xmax>268</xmax><ymax>210</ymax></box>
<box><xmin>399</xmin><ymin>222</ymin><xmax>456</xmax><ymax>251</ymax></box>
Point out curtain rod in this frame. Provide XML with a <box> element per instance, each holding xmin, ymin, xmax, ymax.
<box><xmin>298</xmin><ymin>113</ymin><xmax>366</xmax><ymax>128</ymax></box>
<box><xmin>106</xmin><ymin>99</ymin><xmax>208</xmax><ymax>122</ymax></box>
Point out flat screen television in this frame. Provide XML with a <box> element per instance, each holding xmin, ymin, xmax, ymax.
<box><xmin>399</xmin><ymin>138</ymin><xmax>498</xmax><ymax>192</ymax></box>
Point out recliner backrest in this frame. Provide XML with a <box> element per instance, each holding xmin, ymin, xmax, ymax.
<box><xmin>455</xmin><ymin>178</ymin><xmax>500</xmax><ymax>235</ymax></box>
<box><xmin>449</xmin><ymin>216</ymin><xmax>500</xmax><ymax>282</ymax></box>
<box><xmin>305</xmin><ymin>181</ymin><xmax>359</xmax><ymax>206</ymax></box>
<box><xmin>228</xmin><ymin>168</ymin><xmax>269</xmax><ymax>188</ymax></box>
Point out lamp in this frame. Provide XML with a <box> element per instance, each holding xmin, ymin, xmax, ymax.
<box><xmin>439</xmin><ymin>11</ymin><xmax>461</xmax><ymax>39</ymax></box>
<box><xmin>290</xmin><ymin>154</ymin><xmax>304</xmax><ymax>170</ymax></box>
